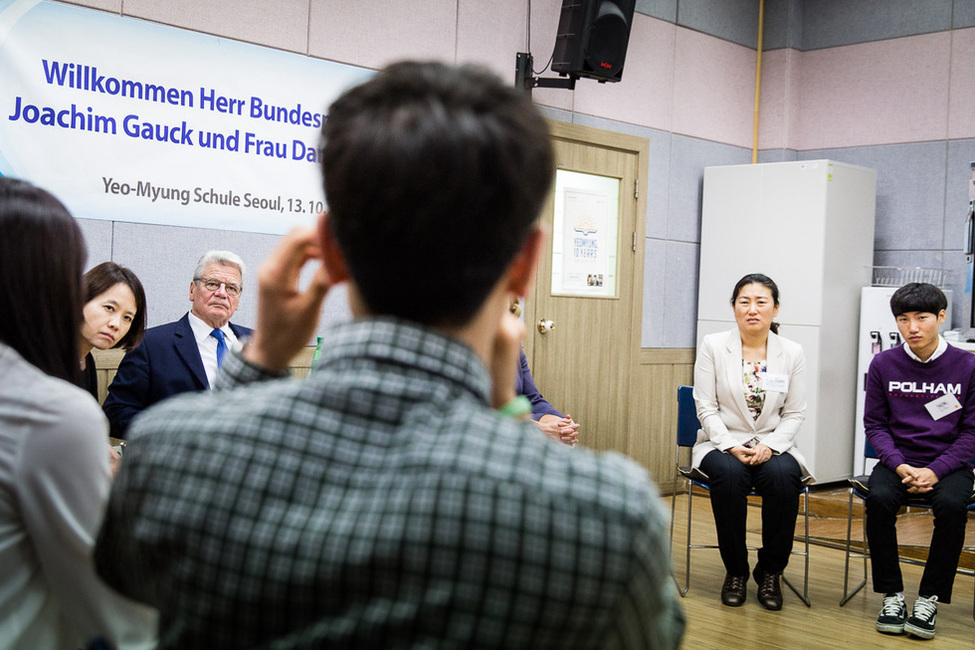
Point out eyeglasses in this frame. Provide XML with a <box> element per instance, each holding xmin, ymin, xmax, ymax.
<box><xmin>195</xmin><ymin>277</ymin><xmax>242</xmax><ymax>297</ymax></box>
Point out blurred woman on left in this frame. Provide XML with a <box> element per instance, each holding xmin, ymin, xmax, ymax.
<box><xmin>0</xmin><ymin>177</ymin><xmax>156</xmax><ymax>649</ymax></box>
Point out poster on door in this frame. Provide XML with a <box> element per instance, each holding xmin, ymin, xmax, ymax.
<box><xmin>551</xmin><ymin>169</ymin><xmax>618</xmax><ymax>297</ymax></box>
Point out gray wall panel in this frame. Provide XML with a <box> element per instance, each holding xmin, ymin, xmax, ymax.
<box><xmin>641</xmin><ymin>238</ymin><xmax>668</xmax><ymax>346</ymax></box>
<box><xmin>77</xmin><ymin>218</ymin><xmax>114</xmax><ymax>272</ymax></box>
<box><xmin>941</xmin><ymin>244</ymin><xmax>968</xmax><ymax>328</ymax></box>
<box><xmin>646</xmin><ymin>129</ymin><xmax>674</xmax><ymax>240</ymax></box>
<box><xmin>661</xmin><ymin>240</ymin><xmax>700</xmax><ymax>348</ymax></box>
<box><xmin>677</xmin><ymin>0</ymin><xmax>760</xmax><ymax>48</ymax></box>
<box><xmin>798</xmin><ymin>142</ymin><xmax>948</xmax><ymax>253</ymax></box>
<box><xmin>668</xmin><ymin>135</ymin><xmax>751</xmax><ymax>243</ymax></box>
<box><xmin>945</xmin><ymin>139</ymin><xmax>975</xmax><ymax>251</ymax></box>
<box><xmin>872</xmin><ymin>249</ymin><xmax>946</xmax><ymax>275</ymax></box>
<box><xmin>635</xmin><ymin>0</ymin><xmax>678</xmax><ymax>23</ymax></box>
<box><xmin>943</xmin><ymin>139</ymin><xmax>975</xmax><ymax>327</ymax></box>
<box><xmin>763</xmin><ymin>0</ymin><xmax>803</xmax><ymax>51</ymax></box>
<box><xmin>800</xmin><ymin>0</ymin><xmax>953</xmax><ymax>50</ymax></box>
<box><xmin>953</xmin><ymin>0</ymin><xmax>975</xmax><ymax>28</ymax></box>
<box><xmin>758</xmin><ymin>148</ymin><xmax>799</xmax><ymax>163</ymax></box>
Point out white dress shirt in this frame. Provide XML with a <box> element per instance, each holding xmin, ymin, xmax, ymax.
<box><xmin>187</xmin><ymin>311</ymin><xmax>239</xmax><ymax>388</ymax></box>
<box><xmin>903</xmin><ymin>335</ymin><xmax>948</xmax><ymax>363</ymax></box>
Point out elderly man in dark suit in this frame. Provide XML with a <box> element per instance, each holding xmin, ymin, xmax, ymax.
<box><xmin>102</xmin><ymin>250</ymin><xmax>252</xmax><ymax>437</ymax></box>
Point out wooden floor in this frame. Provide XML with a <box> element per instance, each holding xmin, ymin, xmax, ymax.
<box><xmin>668</xmin><ymin>492</ymin><xmax>975</xmax><ymax>648</ymax></box>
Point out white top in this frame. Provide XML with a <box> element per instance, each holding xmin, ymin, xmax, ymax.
<box><xmin>0</xmin><ymin>343</ymin><xmax>156</xmax><ymax>649</ymax></box>
<box><xmin>903</xmin><ymin>335</ymin><xmax>948</xmax><ymax>363</ymax></box>
<box><xmin>187</xmin><ymin>311</ymin><xmax>238</xmax><ymax>388</ymax></box>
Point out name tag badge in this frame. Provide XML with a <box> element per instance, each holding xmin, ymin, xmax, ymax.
<box><xmin>924</xmin><ymin>393</ymin><xmax>962</xmax><ymax>420</ymax></box>
<box><xmin>762</xmin><ymin>372</ymin><xmax>789</xmax><ymax>393</ymax></box>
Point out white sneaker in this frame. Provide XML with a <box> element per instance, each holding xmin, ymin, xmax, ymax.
<box><xmin>875</xmin><ymin>592</ymin><xmax>906</xmax><ymax>634</ymax></box>
<box><xmin>905</xmin><ymin>595</ymin><xmax>938</xmax><ymax>640</ymax></box>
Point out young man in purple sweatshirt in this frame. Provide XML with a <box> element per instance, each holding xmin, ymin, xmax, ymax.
<box><xmin>864</xmin><ymin>282</ymin><xmax>975</xmax><ymax>640</ymax></box>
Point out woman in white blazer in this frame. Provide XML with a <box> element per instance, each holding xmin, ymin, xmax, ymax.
<box><xmin>693</xmin><ymin>273</ymin><xmax>812</xmax><ymax>611</ymax></box>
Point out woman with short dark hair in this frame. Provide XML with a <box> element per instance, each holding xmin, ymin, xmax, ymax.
<box><xmin>0</xmin><ymin>177</ymin><xmax>156</xmax><ymax>648</ymax></box>
<box><xmin>79</xmin><ymin>262</ymin><xmax>147</xmax><ymax>400</ymax></box>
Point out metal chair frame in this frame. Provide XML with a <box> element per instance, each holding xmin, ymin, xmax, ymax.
<box><xmin>669</xmin><ymin>385</ymin><xmax>811</xmax><ymax>607</ymax></box>
<box><xmin>840</xmin><ymin>441</ymin><xmax>975</xmax><ymax>620</ymax></box>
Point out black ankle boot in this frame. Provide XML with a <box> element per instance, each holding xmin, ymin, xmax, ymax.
<box><xmin>753</xmin><ymin>566</ymin><xmax>783</xmax><ymax>610</ymax></box>
<box><xmin>721</xmin><ymin>573</ymin><xmax>747</xmax><ymax>607</ymax></box>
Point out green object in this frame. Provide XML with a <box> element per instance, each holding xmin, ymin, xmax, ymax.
<box><xmin>311</xmin><ymin>336</ymin><xmax>324</xmax><ymax>369</ymax></box>
<box><xmin>498</xmin><ymin>395</ymin><xmax>532</xmax><ymax>419</ymax></box>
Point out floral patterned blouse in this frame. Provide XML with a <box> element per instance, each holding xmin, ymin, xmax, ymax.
<box><xmin>742</xmin><ymin>359</ymin><xmax>767</xmax><ymax>421</ymax></box>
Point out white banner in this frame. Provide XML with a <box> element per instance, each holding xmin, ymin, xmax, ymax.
<box><xmin>0</xmin><ymin>0</ymin><xmax>373</xmax><ymax>233</ymax></box>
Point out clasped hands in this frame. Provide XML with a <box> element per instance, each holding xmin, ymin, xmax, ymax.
<box><xmin>896</xmin><ymin>464</ymin><xmax>939</xmax><ymax>494</ymax></box>
<box><xmin>537</xmin><ymin>414</ymin><xmax>580</xmax><ymax>446</ymax></box>
<box><xmin>729</xmin><ymin>443</ymin><xmax>773</xmax><ymax>465</ymax></box>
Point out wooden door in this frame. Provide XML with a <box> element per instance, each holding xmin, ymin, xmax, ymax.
<box><xmin>525</xmin><ymin>121</ymin><xmax>647</xmax><ymax>455</ymax></box>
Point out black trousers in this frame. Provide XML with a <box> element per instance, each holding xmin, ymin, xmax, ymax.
<box><xmin>865</xmin><ymin>463</ymin><xmax>973</xmax><ymax>603</ymax></box>
<box><xmin>699</xmin><ymin>449</ymin><xmax>803</xmax><ymax>577</ymax></box>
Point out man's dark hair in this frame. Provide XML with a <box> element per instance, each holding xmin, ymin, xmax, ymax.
<box><xmin>0</xmin><ymin>177</ymin><xmax>86</xmax><ymax>382</ymax></box>
<box><xmin>320</xmin><ymin>61</ymin><xmax>554</xmax><ymax>326</ymax></box>
<box><xmin>83</xmin><ymin>261</ymin><xmax>148</xmax><ymax>350</ymax></box>
<box><xmin>890</xmin><ymin>282</ymin><xmax>947</xmax><ymax>317</ymax></box>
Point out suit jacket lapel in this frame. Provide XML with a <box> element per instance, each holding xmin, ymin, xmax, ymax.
<box><xmin>724</xmin><ymin>331</ymin><xmax>756</xmax><ymax>431</ymax></box>
<box><xmin>174</xmin><ymin>314</ymin><xmax>209</xmax><ymax>389</ymax></box>
<box><xmin>229</xmin><ymin>322</ymin><xmax>250</xmax><ymax>339</ymax></box>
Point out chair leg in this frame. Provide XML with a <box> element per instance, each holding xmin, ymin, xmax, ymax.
<box><xmin>840</xmin><ymin>487</ymin><xmax>867</xmax><ymax>606</ymax></box>
<box><xmin>669</xmin><ymin>476</ymin><xmax>692</xmax><ymax>597</ymax></box>
<box><xmin>669</xmin><ymin>480</ymin><xmax>679</xmax><ymax>592</ymax></box>
<box><xmin>859</xmin><ymin>512</ymin><xmax>868</xmax><ymax>596</ymax></box>
<box><xmin>782</xmin><ymin>486</ymin><xmax>811</xmax><ymax>607</ymax></box>
<box><xmin>679</xmin><ymin>481</ymin><xmax>692</xmax><ymax>597</ymax></box>
<box><xmin>800</xmin><ymin>485</ymin><xmax>810</xmax><ymax>606</ymax></box>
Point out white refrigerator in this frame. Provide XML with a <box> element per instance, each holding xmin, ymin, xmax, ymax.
<box><xmin>699</xmin><ymin>160</ymin><xmax>877</xmax><ymax>483</ymax></box>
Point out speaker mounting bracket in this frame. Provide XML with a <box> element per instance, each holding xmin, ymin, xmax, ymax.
<box><xmin>515</xmin><ymin>52</ymin><xmax>576</xmax><ymax>95</ymax></box>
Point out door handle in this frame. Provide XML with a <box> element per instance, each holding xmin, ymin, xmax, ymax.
<box><xmin>537</xmin><ymin>319</ymin><xmax>555</xmax><ymax>334</ymax></box>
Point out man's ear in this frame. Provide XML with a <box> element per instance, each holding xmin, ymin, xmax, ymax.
<box><xmin>318</xmin><ymin>212</ymin><xmax>350</xmax><ymax>284</ymax></box>
<box><xmin>505</xmin><ymin>226</ymin><xmax>543</xmax><ymax>297</ymax></box>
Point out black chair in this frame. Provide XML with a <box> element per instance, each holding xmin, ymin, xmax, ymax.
<box><xmin>840</xmin><ymin>439</ymin><xmax>975</xmax><ymax>619</ymax></box>
<box><xmin>670</xmin><ymin>385</ymin><xmax>811</xmax><ymax>606</ymax></box>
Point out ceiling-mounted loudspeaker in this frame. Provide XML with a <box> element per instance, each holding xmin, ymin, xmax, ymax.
<box><xmin>551</xmin><ymin>0</ymin><xmax>636</xmax><ymax>83</ymax></box>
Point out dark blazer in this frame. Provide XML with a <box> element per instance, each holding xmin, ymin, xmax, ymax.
<box><xmin>103</xmin><ymin>313</ymin><xmax>252</xmax><ymax>438</ymax></box>
<box><xmin>514</xmin><ymin>349</ymin><xmax>563</xmax><ymax>421</ymax></box>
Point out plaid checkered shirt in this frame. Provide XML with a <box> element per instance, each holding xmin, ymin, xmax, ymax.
<box><xmin>94</xmin><ymin>318</ymin><xmax>684</xmax><ymax>649</ymax></box>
